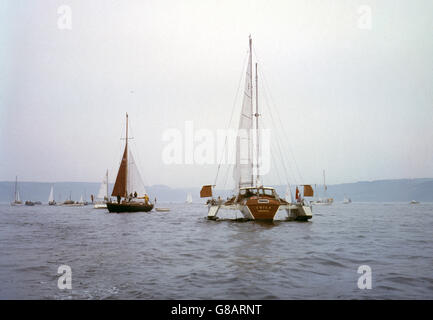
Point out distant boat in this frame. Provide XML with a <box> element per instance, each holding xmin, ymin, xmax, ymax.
<box><xmin>63</xmin><ymin>192</ymin><xmax>75</xmax><ymax>205</ymax></box>
<box><xmin>76</xmin><ymin>195</ymin><xmax>88</xmax><ymax>206</ymax></box>
<box><xmin>343</xmin><ymin>195</ymin><xmax>352</xmax><ymax>204</ymax></box>
<box><xmin>48</xmin><ymin>186</ymin><xmax>56</xmax><ymax>205</ymax></box>
<box><xmin>311</xmin><ymin>170</ymin><xmax>333</xmax><ymax>205</ymax></box>
<box><xmin>25</xmin><ymin>201</ymin><xmax>34</xmax><ymax>206</ymax></box>
<box><xmin>155</xmin><ymin>208</ymin><xmax>170</xmax><ymax>212</ymax></box>
<box><xmin>11</xmin><ymin>176</ymin><xmax>23</xmax><ymax>206</ymax></box>
<box><xmin>186</xmin><ymin>192</ymin><xmax>193</xmax><ymax>204</ymax></box>
<box><xmin>94</xmin><ymin>170</ymin><xmax>109</xmax><ymax>209</ymax></box>
<box><xmin>34</xmin><ymin>201</ymin><xmax>42</xmax><ymax>205</ymax></box>
<box><xmin>106</xmin><ymin>113</ymin><xmax>154</xmax><ymax>213</ymax></box>
<box><xmin>410</xmin><ymin>200</ymin><xmax>419</xmax><ymax>204</ymax></box>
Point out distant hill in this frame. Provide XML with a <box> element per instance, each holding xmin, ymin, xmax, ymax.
<box><xmin>1</xmin><ymin>178</ymin><xmax>433</xmax><ymax>204</ymax></box>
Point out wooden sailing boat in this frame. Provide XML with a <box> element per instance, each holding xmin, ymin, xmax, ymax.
<box><xmin>106</xmin><ymin>113</ymin><xmax>153</xmax><ymax>213</ymax></box>
<box><xmin>11</xmin><ymin>176</ymin><xmax>23</xmax><ymax>206</ymax></box>
<box><xmin>201</xmin><ymin>36</ymin><xmax>312</xmax><ymax>221</ymax></box>
<box><xmin>48</xmin><ymin>185</ymin><xmax>56</xmax><ymax>205</ymax></box>
<box><xmin>63</xmin><ymin>192</ymin><xmax>75</xmax><ymax>205</ymax></box>
<box><xmin>94</xmin><ymin>170</ymin><xmax>109</xmax><ymax>209</ymax></box>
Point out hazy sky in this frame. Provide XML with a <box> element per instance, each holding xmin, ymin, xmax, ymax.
<box><xmin>1</xmin><ymin>0</ymin><xmax>432</xmax><ymax>188</ymax></box>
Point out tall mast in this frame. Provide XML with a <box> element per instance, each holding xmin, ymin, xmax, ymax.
<box><xmin>323</xmin><ymin>170</ymin><xmax>327</xmax><ymax>194</ymax></box>
<box><xmin>249</xmin><ymin>35</ymin><xmax>254</xmax><ymax>186</ymax></box>
<box><xmin>14</xmin><ymin>176</ymin><xmax>17</xmax><ymax>201</ymax></box>
<box><xmin>106</xmin><ymin>169</ymin><xmax>109</xmax><ymax>200</ymax></box>
<box><xmin>255</xmin><ymin>62</ymin><xmax>259</xmax><ymax>187</ymax></box>
<box><xmin>125</xmin><ymin>113</ymin><xmax>129</xmax><ymax>198</ymax></box>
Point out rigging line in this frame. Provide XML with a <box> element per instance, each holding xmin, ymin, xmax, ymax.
<box><xmin>214</xmin><ymin>50</ymin><xmax>249</xmax><ymax>187</ymax></box>
<box><xmin>252</xmin><ymin>47</ymin><xmax>304</xmax><ymax>183</ymax></box>
<box><xmin>268</xmin><ymin>115</ymin><xmax>296</xmax><ymax>188</ymax></box>
<box><xmin>252</xmin><ymin>46</ymin><xmax>294</xmax><ymax>187</ymax></box>
<box><xmin>258</xmin><ymin>66</ymin><xmax>304</xmax><ymax>184</ymax></box>
<box><xmin>260</xmin><ymin>78</ymin><xmax>299</xmax><ymax>187</ymax></box>
<box><xmin>127</xmin><ymin>120</ymin><xmax>150</xmax><ymax>191</ymax></box>
<box><xmin>252</xmin><ymin>48</ymin><xmax>302</xmax><ymax>184</ymax></box>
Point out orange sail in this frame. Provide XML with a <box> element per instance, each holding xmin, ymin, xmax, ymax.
<box><xmin>200</xmin><ymin>185</ymin><xmax>213</xmax><ymax>198</ymax></box>
<box><xmin>303</xmin><ymin>185</ymin><xmax>314</xmax><ymax>197</ymax></box>
<box><xmin>111</xmin><ymin>146</ymin><xmax>128</xmax><ymax>198</ymax></box>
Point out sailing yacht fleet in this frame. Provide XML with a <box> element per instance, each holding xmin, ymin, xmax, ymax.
<box><xmin>9</xmin><ymin>36</ymin><xmax>360</xmax><ymax>220</ymax></box>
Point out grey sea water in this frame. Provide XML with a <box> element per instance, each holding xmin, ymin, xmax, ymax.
<box><xmin>0</xmin><ymin>202</ymin><xmax>432</xmax><ymax>299</ymax></box>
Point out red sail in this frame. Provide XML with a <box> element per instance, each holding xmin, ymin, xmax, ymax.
<box><xmin>111</xmin><ymin>146</ymin><xmax>128</xmax><ymax>197</ymax></box>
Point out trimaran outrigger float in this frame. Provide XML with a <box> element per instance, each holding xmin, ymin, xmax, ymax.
<box><xmin>200</xmin><ymin>36</ymin><xmax>313</xmax><ymax>221</ymax></box>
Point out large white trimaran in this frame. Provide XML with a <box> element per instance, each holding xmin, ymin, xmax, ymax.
<box><xmin>200</xmin><ymin>36</ymin><xmax>313</xmax><ymax>221</ymax></box>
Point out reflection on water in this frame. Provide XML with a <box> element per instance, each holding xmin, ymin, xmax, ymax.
<box><xmin>0</xmin><ymin>202</ymin><xmax>432</xmax><ymax>299</ymax></box>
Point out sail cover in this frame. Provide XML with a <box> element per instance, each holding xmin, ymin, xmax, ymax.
<box><xmin>233</xmin><ymin>38</ymin><xmax>253</xmax><ymax>190</ymax></box>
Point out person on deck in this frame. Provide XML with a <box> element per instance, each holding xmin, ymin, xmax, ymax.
<box><xmin>117</xmin><ymin>194</ymin><xmax>121</xmax><ymax>204</ymax></box>
<box><xmin>144</xmin><ymin>194</ymin><xmax>149</xmax><ymax>205</ymax></box>
<box><xmin>134</xmin><ymin>191</ymin><xmax>137</xmax><ymax>198</ymax></box>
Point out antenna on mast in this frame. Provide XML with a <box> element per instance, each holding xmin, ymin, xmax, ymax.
<box><xmin>255</xmin><ymin>62</ymin><xmax>260</xmax><ymax>187</ymax></box>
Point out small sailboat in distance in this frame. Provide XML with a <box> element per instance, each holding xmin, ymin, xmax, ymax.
<box><xmin>343</xmin><ymin>195</ymin><xmax>352</xmax><ymax>204</ymax></box>
<box><xmin>186</xmin><ymin>192</ymin><xmax>193</xmax><ymax>204</ymax></box>
<box><xmin>63</xmin><ymin>191</ymin><xmax>74</xmax><ymax>205</ymax></box>
<box><xmin>311</xmin><ymin>170</ymin><xmax>334</xmax><ymax>205</ymax></box>
<box><xmin>48</xmin><ymin>185</ymin><xmax>56</xmax><ymax>205</ymax></box>
<box><xmin>11</xmin><ymin>176</ymin><xmax>23</xmax><ymax>206</ymax></box>
<box><xmin>94</xmin><ymin>170</ymin><xmax>109</xmax><ymax>209</ymax></box>
<box><xmin>106</xmin><ymin>113</ymin><xmax>154</xmax><ymax>213</ymax></box>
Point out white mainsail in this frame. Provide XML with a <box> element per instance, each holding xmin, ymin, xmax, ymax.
<box><xmin>127</xmin><ymin>149</ymin><xmax>147</xmax><ymax>197</ymax></box>
<box><xmin>97</xmin><ymin>170</ymin><xmax>108</xmax><ymax>200</ymax></box>
<box><xmin>79</xmin><ymin>195</ymin><xmax>84</xmax><ymax>203</ymax></box>
<box><xmin>48</xmin><ymin>186</ymin><xmax>54</xmax><ymax>202</ymax></box>
<box><xmin>186</xmin><ymin>193</ymin><xmax>193</xmax><ymax>204</ymax></box>
<box><xmin>234</xmin><ymin>36</ymin><xmax>254</xmax><ymax>191</ymax></box>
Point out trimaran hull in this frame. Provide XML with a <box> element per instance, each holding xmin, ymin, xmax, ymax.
<box><xmin>207</xmin><ymin>199</ymin><xmax>312</xmax><ymax>222</ymax></box>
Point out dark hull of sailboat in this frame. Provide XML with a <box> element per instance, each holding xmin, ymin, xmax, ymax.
<box><xmin>106</xmin><ymin>202</ymin><xmax>154</xmax><ymax>213</ymax></box>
